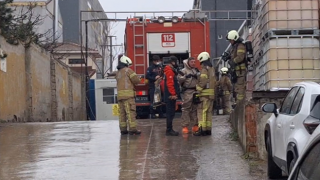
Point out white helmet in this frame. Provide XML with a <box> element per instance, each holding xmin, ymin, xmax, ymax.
<box><xmin>119</xmin><ymin>55</ymin><xmax>132</xmax><ymax>66</ymax></box>
<box><xmin>197</xmin><ymin>52</ymin><xmax>210</xmax><ymax>62</ymax></box>
<box><xmin>220</xmin><ymin>67</ymin><xmax>228</xmax><ymax>74</ymax></box>
<box><xmin>226</xmin><ymin>30</ymin><xmax>239</xmax><ymax>41</ymax></box>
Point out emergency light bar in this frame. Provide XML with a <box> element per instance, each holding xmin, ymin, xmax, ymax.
<box><xmin>128</xmin><ymin>10</ymin><xmax>207</xmax><ymax>24</ymax></box>
<box><xmin>157</xmin><ymin>16</ymin><xmax>165</xmax><ymax>23</ymax></box>
<box><xmin>156</xmin><ymin>16</ymin><xmax>181</xmax><ymax>23</ymax></box>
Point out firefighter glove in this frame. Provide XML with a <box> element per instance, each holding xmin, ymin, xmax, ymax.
<box><xmin>192</xmin><ymin>74</ymin><xmax>198</xmax><ymax>79</ymax></box>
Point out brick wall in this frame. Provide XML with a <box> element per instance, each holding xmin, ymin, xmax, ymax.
<box><xmin>245</xmin><ymin>103</ymin><xmax>258</xmax><ymax>156</ymax></box>
<box><xmin>230</xmin><ymin>92</ymin><xmax>285</xmax><ymax>160</ymax></box>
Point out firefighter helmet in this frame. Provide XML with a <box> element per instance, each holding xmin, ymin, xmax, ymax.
<box><xmin>220</xmin><ymin>67</ymin><xmax>228</xmax><ymax>74</ymax></box>
<box><xmin>226</xmin><ymin>30</ymin><xmax>239</xmax><ymax>41</ymax></box>
<box><xmin>119</xmin><ymin>55</ymin><xmax>132</xmax><ymax>66</ymax></box>
<box><xmin>197</xmin><ymin>52</ymin><xmax>210</xmax><ymax>62</ymax></box>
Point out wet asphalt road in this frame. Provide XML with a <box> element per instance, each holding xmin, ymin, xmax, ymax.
<box><xmin>0</xmin><ymin>116</ymin><xmax>263</xmax><ymax>180</ymax></box>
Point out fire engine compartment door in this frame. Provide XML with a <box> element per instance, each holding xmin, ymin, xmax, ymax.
<box><xmin>147</xmin><ymin>33</ymin><xmax>190</xmax><ymax>54</ymax></box>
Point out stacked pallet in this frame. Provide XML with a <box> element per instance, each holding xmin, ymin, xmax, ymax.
<box><xmin>251</xmin><ymin>0</ymin><xmax>320</xmax><ymax>91</ymax></box>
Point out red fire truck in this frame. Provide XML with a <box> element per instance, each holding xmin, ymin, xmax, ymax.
<box><xmin>124</xmin><ymin>10</ymin><xmax>210</xmax><ymax>118</ymax></box>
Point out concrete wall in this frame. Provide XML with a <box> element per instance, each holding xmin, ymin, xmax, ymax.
<box><xmin>71</xmin><ymin>71</ymin><xmax>84</xmax><ymax>120</ymax></box>
<box><xmin>253</xmin><ymin>97</ymin><xmax>283</xmax><ymax>160</ymax></box>
<box><xmin>230</xmin><ymin>93</ymin><xmax>285</xmax><ymax>160</ymax></box>
<box><xmin>25</xmin><ymin>45</ymin><xmax>52</xmax><ymax>122</ymax></box>
<box><xmin>55</xmin><ymin>61</ymin><xmax>70</xmax><ymax>121</ymax></box>
<box><xmin>0</xmin><ymin>36</ymin><xmax>86</xmax><ymax>122</ymax></box>
<box><xmin>0</xmin><ymin>37</ymin><xmax>27</xmax><ymax>122</ymax></box>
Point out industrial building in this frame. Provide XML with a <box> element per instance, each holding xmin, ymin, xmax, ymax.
<box><xmin>193</xmin><ymin>0</ymin><xmax>252</xmax><ymax>59</ymax></box>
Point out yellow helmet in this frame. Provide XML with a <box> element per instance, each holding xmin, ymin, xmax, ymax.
<box><xmin>226</xmin><ymin>30</ymin><xmax>239</xmax><ymax>41</ymax></box>
<box><xmin>220</xmin><ymin>67</ymin><xmax>228</xmax><ymax>74</ymax></box>
<box><xmin>119</xmin><ymin>55</ymin><xmax>132</xmax><ymax>66</ymax></box>
<box><xmin>197</xmin><ymin>52</ymin><xmax>210</xmax><ymax>62</ymax></box>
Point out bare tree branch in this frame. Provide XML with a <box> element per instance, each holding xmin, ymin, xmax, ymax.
<box><xmin>1</xmin><ymin>2</ymin><xmax>63</xmax><ymax>51</ymax></box>
<box><xmin>104</xmin><ymin>45</ymin><xmax>122</xmax><ymax>74</ymax></box>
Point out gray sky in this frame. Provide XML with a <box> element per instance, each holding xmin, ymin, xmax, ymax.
<box><xmin>99</xmin><ymin>0</ymin><xmax>194</xmax><ymax>69</ymax></box>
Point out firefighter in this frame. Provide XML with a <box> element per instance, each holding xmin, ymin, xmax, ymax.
<box><xmin>194</xmin><ymin>52</ymin><xmax>216</xmax><ymax>136</ymax></box>
<box><xmin>177</xmin><ymin>57</ymin><xmax>199</xmax><ymax>134</ymax></box>
<box><xmin>163</xmin><ymin>56</ymin><xmax>180</xmax><ymax>136</ymax></box>
<box><xmin>115</xmin><ymin>55</ymin><xmax>141</xmax><ymax>135</ymax></box>
<box><xmin>216</xmin><ymin>67</ymin><xmax>233</xmax><ymax>115</ymax></box>
<box><xmin>226</xmin><ymin>30</ymin><xmax>247</xmax><ymax>105</ymax></box>
<box><xmin>146</xmin><ymin>55</ymin><xmax>165</xmax><ymax>119</ymax></box>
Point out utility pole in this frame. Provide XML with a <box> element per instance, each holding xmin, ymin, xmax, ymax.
<box><xmin>107</xmin><ymin>36</ymin><xmax>116</xmax><ymax>72</ymax></box>
<box><xmin>101</xmin><ymin>46</ymin><xmax>105</xmax><ymax>79</ymax></box>
<box><xmin>100</xmin><ymin>43</ymin><xmax>122</xmax><ymax>77</ymax></box>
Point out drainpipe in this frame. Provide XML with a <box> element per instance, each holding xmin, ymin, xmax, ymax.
<box><xmin>53</xmin><ymin>0</ymin><xmax>59</xmax><ymax>41</ymax></box>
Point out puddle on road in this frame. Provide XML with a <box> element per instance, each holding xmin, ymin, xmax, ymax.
<box><xmin>0</xmin><ymin>120</ymin><xmax>200</xmax><ymax>180</ymax></box>
<box><xmin>0</xmin><ymin>121</ymin><xmax>121</xmax><ymax>180</ymax></box>
<box><xmin>0</xmin><ymin>117</ymin><xmax>249</xmax><ymax>180</ymax></box>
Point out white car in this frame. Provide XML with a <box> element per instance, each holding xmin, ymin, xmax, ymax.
<box><xmin>288</xmin><ymin>125</ymin><xmax>320</xmax><ymax>180</ymax></box>
<box><xmin>261</xmin><ymin>82</ymin><xmax>320</xmax><ymax>179</ymax></box>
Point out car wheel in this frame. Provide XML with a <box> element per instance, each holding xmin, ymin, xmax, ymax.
<box><xmin>267</xmin><ymin>135</ymin><xmax>282</xmax><ymax>179</ymax></box>
<box><xmin>289</xmin><ymin>156</ymin><xmax>297</xmax><ymax>175</ymax></box>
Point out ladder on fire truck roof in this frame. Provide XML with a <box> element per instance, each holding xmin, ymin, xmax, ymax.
<box><xmin>132</xmin><ymin>15</ymin><xmax>146</xmax><ymax>81</ymax></box>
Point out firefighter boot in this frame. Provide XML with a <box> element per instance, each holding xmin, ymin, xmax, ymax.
<box><xmin>128</xmin><ymin>129</ymin><xmax>141</xmax><ymax>135</ymax></box>
<box><xmin>166</xmin><ymin>129</ymin><xmax>179</xmax><ymax>136</ymax></box>
<box><xmin>159</xmin><ymin>113</ymin><xmax>166</xmax><ymax>118</ymax></box>
<box><xmin>182</xmin><ymin>127</ymin><xmax>189</xmax><ymax>134</ymax></box>
<box><xmin>193</xmin><ymin>127</ymin><xmax>207</xmax><ymax>136</ymax></box>
<box><xmin>206</xmin><ymin>130</ymin><xmax>212</xmax><ymax>136</ymax></box>
<box><xmin>121</xmin><ymin>130</ymin><xmax>128</xmax><ymax>135</ymax></box>
<box><xmin>192</xmin><ymin>124</ymin><xmax>199</xmax><ymax>133</ymax></box>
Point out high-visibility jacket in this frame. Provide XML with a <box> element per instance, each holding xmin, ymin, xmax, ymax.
<box><xmin>196</xmin><ymin>64</ymin><xmax>216</xmax><ymax>100</ymax></box>
<box><xmin>115</xmin><ymin>67</ymin><xmax>140</xmax><ymax>100</ymax></box>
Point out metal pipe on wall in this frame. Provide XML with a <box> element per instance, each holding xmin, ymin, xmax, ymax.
<box><xmin>53</xmin><ymin>0</ymin><xmax>59</xmax><ymax>40</ymax></box>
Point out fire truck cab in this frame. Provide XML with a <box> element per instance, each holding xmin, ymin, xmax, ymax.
<box><xmin>124</xmin><ymin>10</ymin><xmax>210</xmax><ymax>118</ymax></box>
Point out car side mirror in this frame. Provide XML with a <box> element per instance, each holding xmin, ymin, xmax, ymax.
<box><xmin>261</xmin><ymin>103</ymin><xmax>278</xmax><ymax>117</ymax></box>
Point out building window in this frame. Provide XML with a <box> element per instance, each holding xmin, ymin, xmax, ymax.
<box><xmin>69</xmin><ymin>59</ymin><xmax>85</xmax><ymax>64</ymax></box>
<box><xmin>103</xmin><ymin>88</ymin><xmax>117</xmax><ymax>104</ymax></box>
